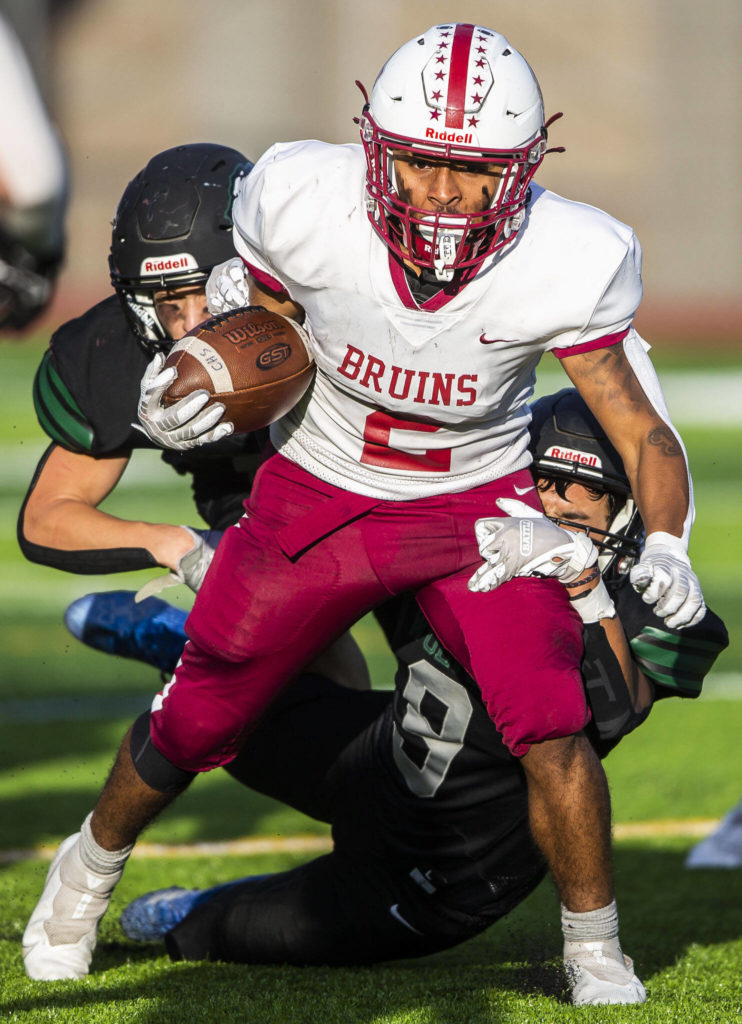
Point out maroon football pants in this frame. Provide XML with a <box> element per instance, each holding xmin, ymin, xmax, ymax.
<box><xmin>150</xmin><ymin>451</ymin><xmax>587</xmax><ymax>768</ymax></box>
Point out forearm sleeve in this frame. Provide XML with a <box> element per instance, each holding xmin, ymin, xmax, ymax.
<box><xmin>582</xmin><ymin>620</ymin><xmax>650</xmax><ymax>744</ymax></box>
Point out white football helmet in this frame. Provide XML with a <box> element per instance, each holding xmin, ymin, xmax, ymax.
<box><xmin>358</xmin><ymin>24</ymin><xmax>562</xmax><ymax>280</ymax></box>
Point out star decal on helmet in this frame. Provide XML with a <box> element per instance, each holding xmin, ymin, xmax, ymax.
<box><xmin>422</xmin><ymin>24</ymin><xmax>494</xmax><ymax>130</ymax></box>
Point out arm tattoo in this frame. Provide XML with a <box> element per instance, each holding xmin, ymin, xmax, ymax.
<box><xmin>647</xmin><ymin>425</ymin><xmax>682</xmax><ymax>457</ymax></box>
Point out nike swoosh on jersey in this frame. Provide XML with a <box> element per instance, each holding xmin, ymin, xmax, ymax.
<box><xmin>513</xmin><ymin>484</ymin><xmax>535</xmax><ymax>495</ymax></box>
<box><xmin>479</xmin><ymin>333</ymin><xmax>516</xmax><ymax>345</ymax></box>
<box><xmin>389</xmin><ymin>904</ymin><xmax>422</xmax><ymax>934</ymax></box>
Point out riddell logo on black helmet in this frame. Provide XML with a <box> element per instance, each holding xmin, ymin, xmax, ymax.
<box><xmin>139</xmin><ymin>253</ymin><xmax>198</xmax><ymax>276</ymax></box>
<box><xmin>545</xmin><ymin>444</ymin><xmax>602</xmax><ymax>468</ymax></box>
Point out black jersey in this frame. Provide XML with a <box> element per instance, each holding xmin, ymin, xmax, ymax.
<box><xmin>350</xmin><ymin>584</ymin><xmax>728</xmax><ymax>910</ymax></box>
<box><xmin>31</xmin><ymin>295</ymin><xmax>267</xmax><ymax>528</ymax></box>
<box><xmin>170</xmin><ymin>588</ymin><xmax>728</xmax><ymax>965</ymax></box>
<box><xmin>359</xmin><ymin>597</ymin><xmax>537</xmax><ymax>911</ymax></box>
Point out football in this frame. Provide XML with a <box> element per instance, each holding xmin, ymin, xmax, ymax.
<box><xmin>161</xmin><ymin>306</ymin><xmax>315</xmax><ymax>433</ymax></box>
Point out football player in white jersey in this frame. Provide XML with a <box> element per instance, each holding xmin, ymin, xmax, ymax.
<box><xmin>0</xmin><ymin>13</ymin><xmax>67</xmax><ymax>331</ymax></box>
<box><xmin>24</xmin><ymin>24</ymin><xmax>705</xmax><ymax>1005</ymax></box>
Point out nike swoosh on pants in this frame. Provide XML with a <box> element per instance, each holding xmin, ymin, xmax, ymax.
<box><xmin>389</xmin><ymin>904</ymin><xmax>422</xmax><ymax>934</ymax></box>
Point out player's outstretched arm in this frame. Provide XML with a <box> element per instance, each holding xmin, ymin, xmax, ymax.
<box><xmin>561</xmin><ymin>343</ymin><xmax>705</xmax><ymax>628</ymax></box>
<box><xmin>19</xmin><ymin>444</ymin><xmax>201</xmax><ymax>575</ymax></box>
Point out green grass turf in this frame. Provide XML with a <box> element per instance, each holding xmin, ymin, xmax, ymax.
<box><xmin>2</xmin><ymin>843</ymin><xmax>741</xmax><ymax>1022</ymax></box>
<box><xmin>1</xmin><ymin>333</ymin><xmax>741</xmax><ymax>1019</ymax></box>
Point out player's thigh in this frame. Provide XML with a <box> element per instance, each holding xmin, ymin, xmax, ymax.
<box><xmin>416</xmin><ymin>575</ymin><xmax>587</xmax><ymax>756</ymax></box>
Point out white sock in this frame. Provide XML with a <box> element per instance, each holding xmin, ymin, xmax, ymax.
<box><xmin>561</xmin><ymin>900</ymin><xmax>619</xmax><ymax>945</ymax></box>
<box><xmin>78</xmin><ymin>812</ymin><xmax>134</xmax><ymax>878</ymax></box>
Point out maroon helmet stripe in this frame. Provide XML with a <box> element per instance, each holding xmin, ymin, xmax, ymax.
<box><xmin>445</xmin><ymin>24</ymin><xmax>474</xmax><ymax>128</ymax></box>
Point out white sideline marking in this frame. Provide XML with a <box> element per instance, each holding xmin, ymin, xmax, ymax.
<box><xmin>532</xmin><ymin>368</ymin><xmax>742</xmax><ymax>425</ymax></box>
<box><xmin>0</xmin><ymin>821</ymin><xmax>722</xmax><ymax>864</ymax></box>
<box><xmin>1</xmin><ymin>834</ymin><xmax>333</xmax><ymax>864</ymax></box>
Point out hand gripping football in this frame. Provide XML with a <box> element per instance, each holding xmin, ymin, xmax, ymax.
<box><xmin>161</xmin><ymin>306</ymin><xmax>315</xmax><ymax>433</ymax></box>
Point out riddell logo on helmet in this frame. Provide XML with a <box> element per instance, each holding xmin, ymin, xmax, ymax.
<box><xmin>425</xmin><ymin>128</ymin><xmax>474</xmax><ymax>144</ymax></box>
<box><xmin>140</xmin><ymin>253</ymin><xmax>198</xmax><ymax>275</ymax></box>
<box><xmin>546</xmin><ymin>445</ymin><xmax>602</xmax><ymax>468</ymax></box>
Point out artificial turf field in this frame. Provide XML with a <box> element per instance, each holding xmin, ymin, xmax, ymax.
<box><xmin>1</xmin><ymin>336</ymin><xmax>741</xmax><ymax>1022</ymax></box>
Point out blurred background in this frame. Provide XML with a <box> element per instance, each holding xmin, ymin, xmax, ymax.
<box><xmin>2</xmin><ymin>0</ymin><xmax>741</xmax><ymax>343</ymax></box>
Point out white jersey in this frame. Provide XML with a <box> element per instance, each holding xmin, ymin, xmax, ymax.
<box><xmin>232</xmin><ymin>140</ymin><xmax>643</xmax><ymax>501</ymax></box>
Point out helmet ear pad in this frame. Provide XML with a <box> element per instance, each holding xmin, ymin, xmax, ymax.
<box><xmin>116</xmin><ymin>288</ymin><xmax>170</xmax><ymax>354</ymax></box>
<box><xmin>109</xmin><ymin>143</ymin><xmax>254</xmax><ymax>350</ymax></box>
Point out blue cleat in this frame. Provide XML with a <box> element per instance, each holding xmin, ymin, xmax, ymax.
<box><xmin>64</xmin><ymin>590</ymin><xmax>188</xmax><ymax>675</ymax></box>
<box><xmin>120</xmin><ymin>887</ymin><xmax>205</xmax><ymax>941</ymax></box>
<box><xmin>120</xmin><ymin>879</ymin><xmax>257</xmax><ymax>941</ymax></box>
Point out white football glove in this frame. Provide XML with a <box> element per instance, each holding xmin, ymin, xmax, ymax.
<box><xmin>135</xmin><ymin>352</ymin><xmax>233</xmax><ymax>451</ymax></box>
<box><xmin>135</xmin><ymin>527</ymin><xmax>224</xmax><ymax>602</ymax></box>
<box><xmin>468</xmin><ymin>498</ymin><xmax>598</xmax><ymax>593</ymax></box>
<box><xmin>629</xmin><ymin>531</ymin><xmax>706</xmax><ymax>629</ymax></box>
<box><xmin>206</xmin><ymin>257</ymin><xmax>250</xmax><ymax>315</ymax></box>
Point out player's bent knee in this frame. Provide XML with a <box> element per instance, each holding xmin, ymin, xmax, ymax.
<box><xmin>149</xmin><ymin>700</ymin><xmax>249</xmax><ymax>773</ymax></box>
<box><xmin>500</xmin><ymin>691</ymin><xmax>589</xmax><ymax>758</ymax></box>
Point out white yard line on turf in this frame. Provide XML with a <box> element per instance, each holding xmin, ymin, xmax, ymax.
<box><xmin>0</xmin><ymin>820</ymin><xmax>723</xmax><ymax>864</ymax></box>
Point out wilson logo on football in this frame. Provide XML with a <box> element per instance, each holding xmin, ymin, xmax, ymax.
<box><xmin>222</xmin><ymin>324</ymin><xmax>280</xmax><ymax>348</ymax></box>
<box><xmin>257</xmin><ymin>344</ymin><xmax>292</xmax><ymax>369</ymax></box>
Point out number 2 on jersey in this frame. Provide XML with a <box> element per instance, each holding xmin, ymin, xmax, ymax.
<box><xmin>361</xmin><ymin>410</ymin><xmax>451</xmax><ymax>472</ymax></box>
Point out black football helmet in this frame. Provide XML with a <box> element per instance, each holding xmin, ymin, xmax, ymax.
<box><xmin>109</xmin><ymin>143</ymin><xmax>253</xmax><ymax>352</ymax></box>
<box><xmin>528</xmin><ymin>388</ymin><xmax>643</xmax><ymax>577</ymax></box>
